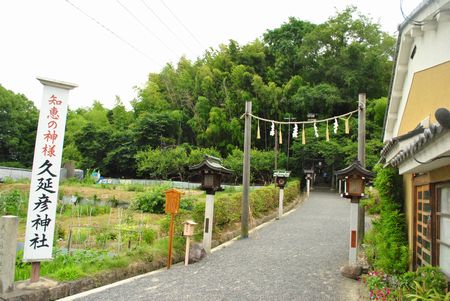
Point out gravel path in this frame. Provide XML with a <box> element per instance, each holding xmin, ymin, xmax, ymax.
<box><xmin>65</xmin><ymin>191</ymin><xmax>361</xmax><ymax>301</ymax></box>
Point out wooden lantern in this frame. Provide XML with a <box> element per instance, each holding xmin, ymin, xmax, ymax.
<box><xmin>335</xmin><ymin>160</ymin><xmax>374</xmax><ymax>199</ymax></box>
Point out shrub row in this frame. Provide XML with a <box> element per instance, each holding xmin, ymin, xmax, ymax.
<box><xmin>157</xmin><ymin>180</ymin><xmax>299</xmax><ymax>245</ymax></box>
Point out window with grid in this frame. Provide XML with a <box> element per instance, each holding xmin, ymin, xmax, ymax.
<box><xmin>416</xmin><ymin>185</ymin><xmax>432</xmax><ymax>267</ymax></box>
<box><xmin>437</xmin><ymin>186</ymin><xmax>450</xmax><ymax>277</ymax></box>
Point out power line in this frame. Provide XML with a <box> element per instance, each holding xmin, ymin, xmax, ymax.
<box><xmin>65</xmin><ymin>0</ymin><xmax>157</xmax><ymax>64</ymax></box>
<box><xmin>116</xmin><ymin>0</ymin><xmax>177</xmax><ymax>56</ymax></box>
<box><xmin>140</xmin><ymin>0</ymin><xmax>194</xmax><ymax>53</ymax></box>
<box><xmin>400</xmin><ymin>0</ymin><xmax>427</xmax><ymax>25</ymax></box>
<box><xmin>159</xmin><ymin>0</ymin><xmax>204</xmax><ymax>49</ymax></box>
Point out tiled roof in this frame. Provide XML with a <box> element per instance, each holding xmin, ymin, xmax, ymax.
<box><xmin>383</xmin><ymin>124</ymin><xmax>447</xmax><ymax>167</ymax></box>
<box><xmin>381</xmin><ymin>126</ymin><xmax>424</xmax><ymax>157</ymax></box>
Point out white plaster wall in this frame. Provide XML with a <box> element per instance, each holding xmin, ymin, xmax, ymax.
<box><xmin>393</xmin><ymin>20</ymin><xmax>450</xmax><ymax>137</ymax></box>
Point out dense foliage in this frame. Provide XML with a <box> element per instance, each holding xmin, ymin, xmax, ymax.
<box><xmin>364</xmin><ymin>165</ymin><xmax>409</xmax><ymax>275</ymax></box>
<box><xmin>1</xmin><ymin>8</ymin><xmax>394</xmax><ymax>179</ymax></box>
<box><xmin>363</xmin><ymin>266</ymin><xmax>450</xmax><ymax>300</ymax></box>
<box><xmin>0</xmin><ymin>85</ymin><xmax>38</xmax><ymax>167</ymax></box>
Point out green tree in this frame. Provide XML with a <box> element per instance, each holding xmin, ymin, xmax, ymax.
<box><xmin>263</xmin><ymin>17</ymin><xmax>316</xmax><ymax>83</ymax></box>
<box><xmin>0</xmin><ymin>84</ymin><xmax>38</xmax><ymax>167</ymax></box>
<box><xmin>298</xmin><ymin>7</ymin><xmax>395</xmax><ymax>101</ymax></box>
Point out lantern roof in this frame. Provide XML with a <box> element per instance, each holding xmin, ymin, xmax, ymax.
<box><xmin>273</xmin><ymin>170</ymin><xmax>291</xmax><ymax>178</ymax></box>
<box><xmin>335</xmin><ymin>160</ymin><xmax>374</xmax><ymax>179</ymax></box>
<box><xmin>189</xmin><ymin>155</ymin><xmax>233</xmax><ymax>175</ymax></box>
<box><xmin>184</xmin><ymin>220</ymin><xmax>197</xmax><ymax>225</ymax></box>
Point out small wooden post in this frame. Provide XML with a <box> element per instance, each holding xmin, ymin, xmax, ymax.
<box><xmin>167</xmin><ymin>213</ymin><xmax>175</xmax><ymax>269</ymax></box>
<box><xmin>184</xmin><ymin>236</ymin><xmax>190</xmax><ymax>266</ymax></box>
<box><xmin>67</xmin><ymin>227</ymin><xmax>73</xmax><ymax>254</ymax></box>
<box><xmin>30</xmin><ymin>262</ymin><xmax>40</xmax><ymax>283</ymax></box>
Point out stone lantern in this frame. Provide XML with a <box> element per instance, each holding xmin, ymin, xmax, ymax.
<box><xmin>189</xmin><ymin>155</ymin><xmax>233</xmax><ymax>253</ymax></box>
<box><xmin>273</xmin><ymin>170</ymin><xmax>291</xmax><ymax>219</ymax></box>
<box><xmin>335</xmin><ymin>160</ymin><xmax>374</xmax><ymax>264</ymax></box>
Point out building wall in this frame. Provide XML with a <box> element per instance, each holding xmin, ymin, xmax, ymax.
<box><xmin>398</xmin><ymin>61</ymin><xmax>450</xmax><ymax>135</ymax></box>
<box><xmin>385</xmin><ymin>5</ymin><xmax>450</xmax><ymax>141</ymax></box>
<box><xmin>430</xmin><ymin>164</ymin><xmax>450</xmax><ymax>183</ymax></box>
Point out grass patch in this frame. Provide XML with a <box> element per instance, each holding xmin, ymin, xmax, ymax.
<box><xmin>15</xmin><ymin>249</ymin><xmax>131</xmax><ymax>282</ymax></box>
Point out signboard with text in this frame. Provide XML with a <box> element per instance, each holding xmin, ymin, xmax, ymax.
<box><xmin>23</xmin><ymin>78</ymin><xmax>77</xmax><ymax>262</ymax></box>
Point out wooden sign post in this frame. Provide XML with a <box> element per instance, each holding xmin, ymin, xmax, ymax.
<box><xmin>165</xmin><ymin>189</ymin><xmax>181</xmax><ymax>269</ymax></box>
<box><xmin>23</xmin><ymin>78</ymin><xmax>77</xmax><ymax>283</ymax></box>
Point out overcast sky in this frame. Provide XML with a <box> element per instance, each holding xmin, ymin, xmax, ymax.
<box><xmin>0</xmin><ymin>0</ymin><xmax>422</xmax><ymax>110</ymax></box>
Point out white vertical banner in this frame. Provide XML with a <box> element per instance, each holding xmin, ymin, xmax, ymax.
<box><xmin>23</xmin><ymin>77</ymin><xmax>77</xmax><ymax>262</ymax></box>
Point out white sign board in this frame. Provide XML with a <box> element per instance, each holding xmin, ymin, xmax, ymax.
<box><xmin>23</xmin><ymin>77</ymin><xmax>77</xmax><ymax>262</ymax></box>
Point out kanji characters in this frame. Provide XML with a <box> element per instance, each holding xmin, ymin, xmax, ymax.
<box><xmin>37</xmin><ymin>160</ymin><xmax>56</xmax><ymax>177</ymax></box>
<box><xmin>42</xmin><ymin>144</ymin><xmax>56</xmax><ymax>157</ymax></box>
<box><xmin>43</xmin><ymin>130</ymin><xmax>58</xmax><ymax>144</ymax></box>
<box><xmin>29</xmin><ymin>233</ymin><xmax>49</xmax><ymax>249</ymax></box>
<box><xmin>48</xmin><ymin>94</ymin><xmax>62</xmax><ymax>105</ymax></box>
<box><xmin>33</xmin><ymin>194</ymin><xmax>52</xmax><ymax>212</ymax></box>
<box><xmin>31</xmin><ymin>214</ymin><xmax>51</xmax><ymax>232</ymax></box>
<box><xmin>36</xmin><ymin>177</ymin><xmax>56</xmax><ymax>194</ymax></box>
<box><xmin>47</xmin><ymin>106</ymin><xmax>60</xmax><ymax>120</ymax></box>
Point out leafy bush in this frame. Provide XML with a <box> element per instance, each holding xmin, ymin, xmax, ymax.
<box><xmin>406</xmin><ymin>284</ymin><xmax>450</xmax><ymax>301</ymax></box>
<box><xmin>399</xmin><ymin>266</ymin><xmax>448</xmax><ymax>297</ymax></box>
<box><xmin>362</xmin><ymin>271</ymin><xmax>396</xmax><ymax>300</ymax></box>
<box><xmin>142</xmin><ymin>228</ymin><xmax>157</xmax><ymax>244</ymax></box>
<box><xmin>364</xmin><ymin>209</ymin><xmax>409</xmax><ymax>274</ymax></box>
<box><xmin>180</xmin><ymin>196</ymin><xmax>195</xmax><ymax>211</ymax></box>
<box><xmin>373</xmin><ymin>164</ymin><xmax>404</xmax><ymax>209</ymax></box>
<box><xmin>159</xmin><ymin>210</ymin><xmax>192</xmax><ymax>237</ymax></box>
<box><xmin>94</xmin><ymin>229</ymin><xmax>117</xmax><ymax>248</ymax></box>
<box><xmin>364</xmin><ymin>165</ymin><xmax>408</xmax><ymax>275</ymax></box>
<box><xmin>363</xmin><ymin>267</ymin><xmax>450</xmax><ymax>301</ymax></box>
<box><xmin>131</xmin><ymin>185</ymin><xmax>170</xmax><ymax>213</ymax></box>
<box><xmin>0</xmin><ymin>190</ymin><xmax>27</xmax><ymax>217</ymax></box>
